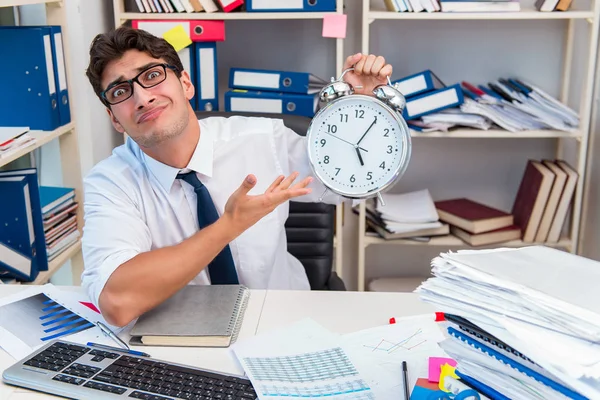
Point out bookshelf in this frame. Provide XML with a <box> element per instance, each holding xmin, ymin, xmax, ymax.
<box><xmin>112</xmin><ymin>0</ymin><xmax>347</xmax><ymax>279</ymax></box>
<box><xmin>0</xmin><ymin>1</ymin><xmax>85</xmax><ymax>285</ymax></box>
<box><xmin>356</xmin><ymin>0</ymin><xmax>600</xmax><ymax>291</ymax></box>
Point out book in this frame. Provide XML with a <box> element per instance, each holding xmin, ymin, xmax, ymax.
<box><xmin>367</xmin><ymin>219</ymin><xmax>449</xmax><ymax>240</ymax></box>
<box><xmin>434</xmin><ymin>198</ymin><xmax>514</xmax><ymax>234</ymax></box>
<box><xmin>534</xmin><ymin>160</ymin><xmax>568</xmax><ymax>242</ymax></box>
<box><xmin>129</xmin><ymin>285</ymin><xmax>250</xmax><ymax>347</ymax></box>
<box><xmin>546</xmin><ymin>160</ymin><xmax>578</xmax><ymax>243</ymax></box>
<box><xmin>450</xmin><ymin>224</ymin><xmax>521</xmax><ymax>246</ymax></box>
<box><xmin>512</xmin><ymin>160</ymin><xmax>555</xmax><ymax>242</ymax></box>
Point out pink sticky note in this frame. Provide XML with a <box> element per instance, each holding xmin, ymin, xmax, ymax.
<box><xmin>322</xmin><ymin>14</ymin><xmax>347</xmax><ymax>39</ymax></box>
<box><xmin>428</xmin><ymin>357</ymin><xmax>457</xmax><ymax>383</ymax></box>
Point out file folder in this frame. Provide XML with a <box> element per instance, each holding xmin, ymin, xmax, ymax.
<box><xmin>193</xmin><ymin>42</ymin><xmax>218</xmax><ymax>112</ymax></box>
<box><xmin>0</xmin><ymin>27</ymin><xmax>61</xmax><ymax>131</ymax></box>
<box><xmin>132</xmin><ymin>20</ymin><xmax>225</xmax><ymax>42</ymax></box>
<box><xmin>0</xmin><ymin>177</ymin><xmax>39</xmax><ymax>282</ymax></box>
<box><xmin>403</xmin><ymin>84</ymin><xmax>464</xmax><ymax>120</ymax></box>
<box><xmin>225</xmin><ymin>90</ymin><xmax>318</xmax><ymax>117</ymax></box>
<box><xmin>245</xmin><ymin>0</ymin><xmax>337</xmax><ymax>12</ymax></box>
<box><xmin>229</xmin><ymin>68</ymin><xmax>328</xmax><ymax>94</ymax></box>
<box><xmin>392</xmin><ymin>70</ymin><xmax>445</xmax><ymax>99</ymax></box>
<box><xmin>0</xmin><ymin>168</ymin><xmax>48</xmax><ymax>273</ymax></box>
<box><xmin>49</xmin><ymin>26</ymin><xmax>71</xmax><ymax>126</ymax></box>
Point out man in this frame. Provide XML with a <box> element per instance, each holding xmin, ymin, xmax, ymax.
<box><xmin>82</xmin><ymin>26</ymin><xmax>393</xmax><ymax>327</ymax></box>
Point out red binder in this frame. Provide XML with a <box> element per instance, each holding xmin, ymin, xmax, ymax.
<box><xmin>132</xmin><ymin>20</ymin><xmax>226</xmax><ymax>42</ymax></box>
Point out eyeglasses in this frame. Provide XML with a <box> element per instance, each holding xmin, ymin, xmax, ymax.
<box><xmin>101</xmin><ymin>63</ymin><xmax>178</xmax><ymax>105</ymax></box>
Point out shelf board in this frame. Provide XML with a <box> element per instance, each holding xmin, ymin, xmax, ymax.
<box><xmin>118</xmin><ymin>11</ymin><xmax>337</xmax><ymax>21</ymax></box>
<box><xmin>364</xmin><ymin>234</ymin><xmax>572</xmax><ymax>249</ymax></box>
<box><xmin>0</xmin><ymin>122</ymin><xmax>75</xmax><ymax>168</ymax></box>
<box><xmin>368</xmin><ymin>9</ymin><xmax>594</xmax><ymax>20</ymax></box>
<box><xmin>410</xmin><ymin>128</ymin><xmax>581</xmax><ymax>138</ymax></box>
<box><xmin>0</xmin><ymin>0</ymin><xmax>60</xmax><ymax>7</ymax></box>
<box><xmin>26</xmin><ymin>239</ymin><xmax>82</xmax><ymax>285</ymax></box>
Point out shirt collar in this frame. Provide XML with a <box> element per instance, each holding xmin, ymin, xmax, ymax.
<box><xmin>141</xmin><ymin>120</ymin><xmax>214</xmax><ymax>192</ymax></box>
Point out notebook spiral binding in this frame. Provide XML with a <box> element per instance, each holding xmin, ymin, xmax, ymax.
<box><xmin>228</xmin><ymin>286</ymin><xmax>250</xmax><ymax>345</ymax></box>
<box><xmin>448</xmin><ymin>327</ymin><xmax>586</xmax><ymax>400</ymax></box>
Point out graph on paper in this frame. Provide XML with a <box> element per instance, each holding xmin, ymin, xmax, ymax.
<box><xmin>362</xmin><ymin>328</ymin><xmax>428</xmax><ymax>354</ymax></box>
<box><xmin>0</xmin><ymin>292</ymin><xmax>94</xmax><ymax>348</ymax></box>
<box><xmin>241</xmin><ymin>347</ymin><xmax>375</xmax><ymax>399</ymax></box>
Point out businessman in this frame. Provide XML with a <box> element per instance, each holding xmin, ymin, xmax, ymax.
<box><xmin>82</xmin><ymin>26</ymin><xmax>393</xmax><ymax>327</ymax></box>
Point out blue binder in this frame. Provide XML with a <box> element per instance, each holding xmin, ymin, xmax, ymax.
<box><xmin>48</xmin><ymin>26</ymin><xmax>71</xmax><ymax>126</ymax></box>
<box><xmin>245</xmin><ymin>0</ymin><xmax>336</xmax><ymax>12</ymax></box>
<box><xmin>392</xmin><ymin>70</ymin><xmax>446</xmax><ymax>99</ymax></box>
<box><xmin>0</xmin><ymin>168</ymin><xmax>48</xmax><ymax>272</ymax></box>
<box><xmin>224</xmin><ymin>90</ymin><xmax>318</xmax><ymax>117</ymax></box>
<box><xmin>193</xmin><ymin>42</ymin><xmax>218</xmax><ymax>112</ymax></box>
<box><xmin>403</xmin><ymin>83</ymin><xmax>464</xmax><ymax>120</ymax></box>
<box><xmin>0</xmin><ymin>177</ymin><xmax>40</xmax><ymax>282</ymax></box>
<box><xmin>229</xmin><ymin>68</ymin><xmax>327</xmax><ymax>94</ymax></box>
<box><xmin>0</xmin><ymin>27</ymin><xmax>61</xmax><ymax>131</ymax></box>
<box><xmin>447</xmin><ymin>326</ymin><xmax>586</xmax><ymax>400</ymax></box>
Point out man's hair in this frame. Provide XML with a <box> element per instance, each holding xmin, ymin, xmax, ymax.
<box><xmin>86</xmin><ymin>26</ymin><xmax>184</xmax><ymax>105</ymax></box>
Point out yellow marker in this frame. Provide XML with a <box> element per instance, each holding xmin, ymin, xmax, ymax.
<box><xmin>438</xmin><ymin>363</ymin><xmax>459</xmax><ymax>392</ymax></box>
<box><xmin>162</xmin><ymin>25</ymin><xmax>192</xmax><ymax>52</ymax></box>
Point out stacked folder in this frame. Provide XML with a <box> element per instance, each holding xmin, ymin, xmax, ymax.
<box><xmin>416</xmin><ymin>246</ymin><xmax>600</xmax><ymax>399</ymax></box>
<box><xmin>0</xmin><ymin>168</ymin><xmax>79</xmax><ymax>283</ymax></box>
<box><xmin>0</xmin><ymin>26</ymin><xmax>71</xmax><ymax>131</ymax></box>
<box><xmin>224</xmin><ymin>68</ymin><xmax>328</xmax><ymax>118</ymax></box>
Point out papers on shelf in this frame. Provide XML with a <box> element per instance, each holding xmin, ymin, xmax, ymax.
<box><xmin>0</xmin><ymin>127</ymin><xmax>35</xmax><ymax>159</ymax></box>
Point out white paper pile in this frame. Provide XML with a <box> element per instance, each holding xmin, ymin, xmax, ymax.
<box><xmin>416</xmin><ymin>246</ymin><xmax>600</xmax><ymax>399</ymax></box>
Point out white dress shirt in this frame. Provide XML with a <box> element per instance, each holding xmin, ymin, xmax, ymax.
<box><xmin>81</xmin><ymin>116</ymin><xmax>342</xmax><ymax>308</ymax></box>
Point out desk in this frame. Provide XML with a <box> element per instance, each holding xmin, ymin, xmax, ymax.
<box><xmin>0</xmin><ymin>286</ymin><xmax>433</xmax><ymax>399</ymax></box>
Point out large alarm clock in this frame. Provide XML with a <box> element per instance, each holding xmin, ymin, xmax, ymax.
<box><xmin>306</xmin><ymin>67</ymin><xmax>412</xmax><ymax>203</ymax></box>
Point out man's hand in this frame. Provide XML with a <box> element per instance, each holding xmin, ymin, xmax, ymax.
<box><xmin>223</xmin><ymin>172</ymin><xmax>312</xmax><ymax>236</ymax></box>
<box><xmin>342</xmin><ymin>53</ymin><xmax>393</xmax><ymax>96</ymax></box>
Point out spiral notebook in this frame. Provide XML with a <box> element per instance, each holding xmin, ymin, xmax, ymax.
<box><xmin>129</xmin><ymin>285</ymin><xmax>250</xmax><ymax>347</ymax></box>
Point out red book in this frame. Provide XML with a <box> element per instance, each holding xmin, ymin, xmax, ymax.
<box><xmin>435</xmin><ymin>198</ymin><xmax>513</xmax><ymax>234</ymax></box>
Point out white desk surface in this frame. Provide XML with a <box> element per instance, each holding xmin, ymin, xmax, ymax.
<box><xmin>0</xmin><ymin>286</ymin><xmax>432</xmax><ymax>399</ymax></box>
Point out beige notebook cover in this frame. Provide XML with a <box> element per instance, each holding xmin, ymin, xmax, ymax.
<box><xmin>129</xmin><ymin>285</ymin><xmax>250</xmax><ymax>347</ymax></box>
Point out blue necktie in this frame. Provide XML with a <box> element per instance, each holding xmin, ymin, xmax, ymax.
<box><xmin>177</xmin><ymin>171</ymin><xmax>239</xmax><ymax>285</ymax></box>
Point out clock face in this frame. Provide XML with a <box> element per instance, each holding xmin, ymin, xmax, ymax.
<box><xmin>307</xmin><ymin>95</ymin><xmax>411</xmax><ymax>198</ymax></box>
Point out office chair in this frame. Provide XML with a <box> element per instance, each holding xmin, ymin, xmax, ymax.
<box><xmin>195</xmin><ymin>111</ymin><xmax>346</xmax><ymax>291</ymax></box>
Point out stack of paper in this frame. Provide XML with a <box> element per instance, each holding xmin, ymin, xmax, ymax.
<box><xmin>0</xmin><ymin>127</ymin><xmax>35</xmax><ymax>159</ymax></box>
<box><xmin>359</xmin><ymin>189</ymin><xmax>450</xmax><ymax>240</ymax></box>
<box><xmin>415</xmin><ymin>246</ymin><xmax>600</xmax><ymax>399</ymax></box>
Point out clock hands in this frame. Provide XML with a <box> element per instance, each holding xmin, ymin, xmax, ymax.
<box><xmin>356</xmin><ymin>116</ymin><xmax>377</xmax><ymax>146</ymax></box>
<box><xmin>325</xmin><ymin>132</ymin><xmax>368</xmax><ymax>152</ymax></box>
<box><xmin>355</xmin><ymin>147</ymin><xmax>364</xmax><ymax>166</ymax></box>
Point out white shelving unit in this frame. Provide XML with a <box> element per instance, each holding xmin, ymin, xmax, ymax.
<box><xmin>356</xmin><ymin>0</ymin><xmax>600</xmax><ymax>291</ymax></box>
<box><xmin>112</xmin><ymin>0</ymin><xmax>347</xmax><ymax>279</ymax></box>
<box><xmin>0</xmin><ymin>1</ymin><xmax>85</xmax><ymax>285</ymax></box>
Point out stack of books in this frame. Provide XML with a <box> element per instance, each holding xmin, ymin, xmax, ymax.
<box><xmin>0</xmin><ymin>127</ymin><xmax>35</xmax><ymax>160</ymax></box>
<box><xmin>383</xmin><ymin>0</ymin><xmax>520</xmax><ymax>12</ymax></box>
<box><xmin>0</xmin><ymin>168</ymin><xmax>79</xmax><ymax>283</ymax></box>
<box><xmin>40</xmin><ymin>186</ymin><xmax>80</xmax><ymax>261</ymax></box>
<box><xmin>357</xmin><ymin>189</ymin><xmax>450</xmax><ymax>241</ymax></box>
<box><xmin>224</xmin><ymin>67</ymin><xmax>327</xmax><ymax>118</ymax></box>
<box><xmin>434</xmin><ymin>198</ymin><xmax>520</xmax><ymax>246</ymax></box>
<box><xmin>416</xmin><ymin>246</ymin><xmax>600</xmax><ymax>399</ymax></box>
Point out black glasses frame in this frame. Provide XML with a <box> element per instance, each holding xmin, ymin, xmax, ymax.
<box><xmin>101</xmin><ymin>63</ymin><xmax>178</xmax><ymax>106</ymax></box>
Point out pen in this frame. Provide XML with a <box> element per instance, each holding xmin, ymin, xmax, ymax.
<box><xmin>86</xmin><ymin>342</ymin><xmax>151</xmax><ymax>358</ymax></box>
<box><xmin>96</xmin><ymin>321</ymin><xmax>131</xmax><ymax>350</ymax></box>
<box><xmin>402</xmin><ymin>361</ymin><xmax>410</xmax><ymax>400</ymax></box>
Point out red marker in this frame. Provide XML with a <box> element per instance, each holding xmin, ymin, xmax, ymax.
<box><xmin>435</xmin><ymin>312</ymin><xmax>445</xmax><ymax>322</ymax></box>
<box><xmin>389</xmin><ymin>317</ymin><xmax>396</xmax><ymax>324</ymax></box>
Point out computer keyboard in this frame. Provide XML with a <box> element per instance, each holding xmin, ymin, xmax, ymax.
<box><xmin>2</xmin><ymin>339</ymin><xmax>256</xmax><ymax>399</ymax></box>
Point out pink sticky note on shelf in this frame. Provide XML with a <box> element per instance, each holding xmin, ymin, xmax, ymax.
<box><xmin>428</xmin><ymin>357</ymin><xmax>457</xmax><ymax>383</ymax></box>
<box><xmin>322</xmin><ymin>14</ymin><xmax>347</xmax><ymax>39</ymax></box>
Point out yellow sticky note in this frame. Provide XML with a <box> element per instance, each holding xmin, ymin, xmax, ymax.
<box><xmin>438</xmin><ymin>363</ymin><xmax>459</xmax><ymax>392</ymax></box>
<box><xmin>162</xmin><ymin>25</ymin><xmax>192</xmax><ymax>52</ymax></box>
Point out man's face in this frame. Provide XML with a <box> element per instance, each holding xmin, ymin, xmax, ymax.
<box><xmin>101</xmin><ymin>49</ymin><xmax>195</xmax><ymax>148</ymax></box>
